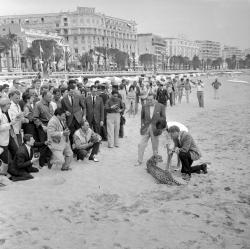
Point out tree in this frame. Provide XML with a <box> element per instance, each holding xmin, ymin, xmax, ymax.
<box><xmin>206</xmin><ymin>58</ymin><xmax>212</xmax><ymax>70</ymax></box>
<box><xmin>225</xmin><ymin>57</ymin><xmax>232</xmax><ymax>69</ymax></box>
<box><xmin>192</xmin><ymin>55</ymin><xmax>201</xmax><ymax>70</ymax></box>
<box><xmin>0</xmin><ymin>36</ymin><xmax>12</xmax><ymax>72</ymax></box>
<box><xmin>183</xmin><ymin>57</ymin><xmax>190</xmax><ymax>70</ymax></box>
<box><xmin>139</xmin><ymin>53</ymin><xmax>156</xmax><ymax>70</ymax></box>
<box><xmin>245</xmin><ymin>54</ymin><xmax>250</xmax><ymax>68</ymax></box>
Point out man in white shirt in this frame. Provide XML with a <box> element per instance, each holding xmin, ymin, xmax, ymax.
<box><xmin>8</xmin><ymin>90</ymin><xmax>28</xmax><ymax>146</ymax></box>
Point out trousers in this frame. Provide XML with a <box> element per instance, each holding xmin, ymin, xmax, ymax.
<box><xmin>107</xmin><ymin>113</ymin><xmax>120</xmax><ymax>147</ymax></box>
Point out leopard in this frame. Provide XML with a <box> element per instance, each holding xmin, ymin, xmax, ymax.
<box><xmin>146</xmin><ymin>154</ymin><xmax>182</xmax><ymax>185</ymax></box>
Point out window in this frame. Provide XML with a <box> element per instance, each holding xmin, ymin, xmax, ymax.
<box><xmin>74</xmin><ymin>48</ymin><xmax>78</xmax><ymax>54</ymax></box>
<box><xmin>41</xmin><ymin>17</ymin><xmax>44</xmax><ymax>22</ymax></box>
<box><xmin>74</xmin><ymin>36</ymin><xmax>78</xmax><ymax>43</ymax></box>
<box><xmin>63</xmin><ymin>17</ymin><xmax>68</xmax><ymax>22</ymax></box>
<box><xmin>64</xmin><ymin>23</ymin><xmax>68</xmax><ymax>26</ymax></box>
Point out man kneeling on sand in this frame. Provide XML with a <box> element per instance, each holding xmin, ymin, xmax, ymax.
<box><xmin>168</xmin><ymin>125</ymin><xmax>207</xmax><ymax>180</ymax></box>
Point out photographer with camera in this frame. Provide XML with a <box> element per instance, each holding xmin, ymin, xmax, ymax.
<box><xmin>73</xmin><ymin>120</ymin><xmax>101</xmax><ymax>162</ymax></box>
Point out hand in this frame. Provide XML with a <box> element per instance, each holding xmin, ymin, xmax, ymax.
<box><xmin>174</xmin><ymin>148</ymin><xmax>180</xmax><ymax>154</ymax></box>
<box><xmin>44</xmin><ymin>140</ymin><xmax>51</xmax><ymax>146</ymax></box>
<box><xmin>100</xmin><ymin>121</ymin><xmax>104</xmax><ymax>126</ymax></box>
<box><xmin>88</xmin><ymin>142</ymin><xmax>94</xmax><ymax>147</ymax></box>
<box><xmin>31</xmin><ymin>157</ymin><xmax>39</xmax><ymax>163</ymax></box>
<box><xmin>65</xmin><ymin>111</ymin><xmax>71</xmax><ymax>116</ymax></box>
<box><xmin>63</xmin><ymin>129</ymin><xmax>70</xmax><ymax>136</ymax></box>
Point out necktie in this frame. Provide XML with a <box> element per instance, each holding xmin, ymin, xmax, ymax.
<box><xmin>71</xmin><ymin>96</ymin><xmax>74</xmax><ymax>106</ymax></box>
<box><xmin>93</xmin><ymin>97</ymin><xmax>95</xmax><ymax>106</ymax></box>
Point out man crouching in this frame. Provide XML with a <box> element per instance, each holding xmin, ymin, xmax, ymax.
<box><xmin>168</xmin><ymin>125</ymin><xmax>207</xmax><ymax>180</ymax></box>
<box><xmin>47</xmin><ymin>108</ymin><xmax>73</xmax><ymax>171</ymax></box>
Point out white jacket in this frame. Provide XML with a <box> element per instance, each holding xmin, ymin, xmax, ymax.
<box><xmin>0</xmin><ymin>110</ymin><xmax>11</xmax><ymax>146</ymax></box>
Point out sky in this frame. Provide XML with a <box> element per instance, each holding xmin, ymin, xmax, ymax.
<box><xmin>0</xmin><ymin>0</ymin><xmax>249</xmax><ymax>49</ymax></box>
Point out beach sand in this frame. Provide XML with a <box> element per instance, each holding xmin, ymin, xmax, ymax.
<box><xmin>0</xmin><ymin>74</ymin><xmax>250</xmax><ymax>249</ymax></box>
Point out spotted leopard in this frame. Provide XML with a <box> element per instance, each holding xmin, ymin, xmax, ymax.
<box><xmin>146</xmin><ymin>155</ymin><xmax>182</xmax><ymax>185</ymax></box>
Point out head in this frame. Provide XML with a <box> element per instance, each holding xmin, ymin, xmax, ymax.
<box><xmin>9</xmin><ymin>90</ymin><xmax>21</xmax><ymax>104</ymax></box>
<box><xmin>23</xmin><ymin>134</ymin><xmax>35</xmax><ymax>147</ymax></box>
<box><xmin>168</xmin><ymin>125</ymin><xmax>180</xmax><ymax>140</ymax></box>
<box><xmin>60</xmin><ymin>87</ymin><xmax>68</xmax><ymax>97</ymax></box>
<box><xmin>68</xmin><ymin>84</ymin><xmax>76</xmax><ymax>97</ymax></box>
<box><xmin>27</xmin><ymin>87</ymin><xmax>37</xmax><ymax>97</ymax></box>
<box><xmin>49</xmin><ymin>85</ymin><xmax>55</xmax><ymax>94</ymax></box>
<box><xmin>68</xmin><ymin>79</ymin><xmax>77</xmax><ymax>89</ymax></box>
<box><xmin>94</xmin><ymin>80</ymin><xmax>100</xmax><ymax>86</ymax></box>
<box><xmin>53</xmin><ymin>88</ymin><xmax>61</xmax><ymax>101</ymax></box>
<box><xmin>22</xmin><ymin>92</ymin><xmax>34</xmax><ymax>104</ymax></box>
<box><xmin>0</xmin><ymin>97</ymin><xmax>11</xmax><ymax>112</ymax></box>
<box><xmin>83</xmin><ymin>77</ymin><xmax>88</xmax><ymax>84</ymax></box>
<box><xmin>42</xmin><ymin>91</ymin><xmax>52</xmax><ymax>103</ymax></box>
<box><xmin>2</xmin><ymin>84</ymin><xmax>9</xmax><ymax>93</ymax></box>
<box><xmin>32</xmin><ymin>79</ymin><xmax>41</xmax><ymax>90</ymax></box>
<box><xmin>111</xmin><ymin>90</ymin><xmax>119</xmax><ymax>100</ymax></box>
<box><xmin>13</xmin><ymin>79</ymin><xmax>19</xmax><ymax>88</ymax></box>
<box><xmin>54</xmin><ymin>108</ymin><xmax>66</xmax><ymax>122</ymax></box>
<box><xmin>129</xmin><ymin>85</ymin><xmax>135</xmax><ymax>92</ymax></box>
<box><xmin>40</xmin><ymin>84</ymin><xmax>49</xmax><ymax>95</ymax></box>
<box><xmin>146</xmin><ymin>94</ymin><xmax>155</xmax><ymax>105</ymax></box>
<box><xmin>80</xmin><ymin>120</ymin><xmax>90</xmax><ymax>132</ymax></box>
<box><xmin>90</xmin><ymin>85</ymin><xmax>98</xmax><ymax>97</ymax></box>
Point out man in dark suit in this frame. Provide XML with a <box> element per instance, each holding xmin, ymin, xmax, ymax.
<box><xmin>168</xmin><ymin>125</ymin><xmax>207</xmax><ymax>180</ymax></box>
<box><xmin>135</xmin><ymin>94</ymin><xmax>166</xmax><ymax>166</ymax></box>
<box><xmin>61</xmin><ymin>83</ymin><xmax>86</xmax><ymax>145</ymax></box>
<box><xmin>85</xmin><ymin>85</ymin><xmax>104</xmax><ymax>135</ymax></box>
<box><xmin>8</xmin><ymin>134</ymin><xmax>39</xmax><ymax>181</ymax></box>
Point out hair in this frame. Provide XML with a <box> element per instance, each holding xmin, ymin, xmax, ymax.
<box><xmin>60</xmin><ymin>87</ymin><xmax>68</xmax><ymax>95</ymax></box>
<box><xmin>129</xmin><ymin>85</ymin><xmax>135</xmax><ymax>91</ymax></box>
<box><xmin>68</xmin><ymin>79</ymin><xmax>76</xmax><ymax>86</ymax></box>
<box><xmin>94</xmin><ymin>80</ymin><xmax>100</xmax><ymax>85</ymax></box>
<box><xmin>111</xmin><ymin>90</ymin><xmax>119</xmax><ymax>95</ymax></box>
<box><xmin>68</xmin><ymin>84</ymin><xmax>76</xmax><ymax>91</ymax></box>
<box><xmin>0</xmin><ymin>97</ymin><xmax>10</xmax><ymax>107</ymax></box>
<box><xmin>168</xmin><ymin>125</ymin><xmax>180</xmax><ymax>133</ymax></box>
<box><xmin>80</xmin><ymin>119</ymin><xmax>89</xmax><ymax>127</ymax></box>
<box><xmin>90</xmin><ymin>85</ymin><xmax>97</xmax><ymax>91</ymax></box>
<box><xmin>49</xmin><ymin>85</ymin><xmax>54</xmax><ymax>91</ymax></box>
<box><xmin>53</xmin><ymin>88</ymin><xmax>61</xmax><ymax>95</ymax></box>
<box><xmin>22</xmin><ymin>92</ymin><xmax>31</xmax><ymax>103</ymax></box>
<box><xmin>40</xmin><ymin>84</ymin><xmax>49</xmax><ymax>95</ymax></box>
<box><xmin>155</xmin><ymin>118</ymin><xmax>167</xmax><ymax>130</ymax></box>
<box><xmin>83</xmin><ymin>77</ymin><xmax>88</xmax><ymax>82</ymax></box>
<box><xmin>54</xmin><ymin>108</ymin><xmax>65</xmax><ymax>116</ymax></box>
<box><xmin>8</xmin><ymin>90</ymin><xmax>20</xmax><ymax>98</ymax></box>
<box><xmin>2</xmin><ymin>84</ymin><xmax>9</xmax><ymax>90</ymax></box>
<box><xmin>23</xmin><ymin>134</ymin><xmax>33</xmax><ymax>144</ymax></box>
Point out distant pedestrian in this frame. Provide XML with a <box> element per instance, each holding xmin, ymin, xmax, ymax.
<box><xmin>184</xmin><ymin>79</ymin><xmax>192</xmax><ymax>103</ymax></box>
<box><xmin>211</xmin><ymin>78</ymin><xmax>222</xmax><ymax>99</ymax></box>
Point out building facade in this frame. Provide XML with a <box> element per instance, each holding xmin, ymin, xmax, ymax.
<box><xmin>222</xmin><ymin>45</ymin><xmax>243</xmax><ymax>60</ymax></box>
<box><xmin>137</xmin><ymin>33</ymin><xmax>166</xmax><ymax>69</ymax></box>
<box><xmin>0</xmin><ymin>7</ymin><xmax>137</xmax><ymax>60</ymax></box>
<box><xmin>195</xmin><ymin>40</ymin><xmax>221</xmax><ymax>61</ymax></box>
<box><xmin>164</xmin><ymin>37</ymin><xmax>199</xmax><ymax>59</ymax></box>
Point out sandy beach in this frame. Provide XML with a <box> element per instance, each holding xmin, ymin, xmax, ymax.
<box><xmin>0</xmin><ymin>74</ymin><xmax>250</xmax><ymax>249</ymax></box>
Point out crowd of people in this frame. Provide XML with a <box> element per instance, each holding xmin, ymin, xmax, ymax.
<box><xmin>0</xmin><ymin>74</ymin><xmax>218</xmax><ymax>183</ymax></box>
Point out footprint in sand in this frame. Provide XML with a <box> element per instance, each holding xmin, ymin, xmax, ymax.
<box><xmin>0</xmin><ymin>239</ymin><xmax>6</xmax><ymax>245</ymax></box>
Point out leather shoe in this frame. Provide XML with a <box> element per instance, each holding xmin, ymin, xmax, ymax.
<box><xmin>89</xmin><ymin>156</ymin><xmax>99</xmax><ymax>162</ymax></box>
<box><xmin>201</xmin><ymin>164</ymin><xmax>208</xmax><ymax>174</ymax></box>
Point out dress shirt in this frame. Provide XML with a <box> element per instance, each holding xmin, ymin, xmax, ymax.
<box><xmin>25</xmin><ymin>144</ymin><xmax>31</xmax><ymax>158</ymax></box>
<box><xmin>150</xmin><ymin>105</ymin><xmax>155</xmax><ymax>119</ymax></box>
<box><xmin>8</xmin><ymin>101</ymin><xmax>22</xmax><ymax>134</ymax></box>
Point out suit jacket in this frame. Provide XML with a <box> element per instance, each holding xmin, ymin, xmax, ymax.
<box><xmin>8</xmin><ymin>144</ymin><xmax>33</xmax><ymax>175</ymax></box>
<box><xmin>85</xmin><ymin>95</ymin><xmax>104</xmax><ymax>125</ymax></box>
<box><xmin>140</xmin><ymin>102</ymin><xmax>166</xmax><ymax>135</ymax></box>
<box><xmin>61</xmin><ymin>94</ymin><xmax>85</xmax><ymax>126</ymax></box>
<box><xmin>174</xmin><ymin>131</ymin><xmax>201</xmax><ymax>161</ymax></box>
<box><xmin>47</xmin><ymin>115</ymin><xmax>68</xmax><ymax>151</ymax></box>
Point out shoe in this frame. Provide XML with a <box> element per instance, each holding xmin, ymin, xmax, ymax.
<box><xmin>89</xmin><ymin>156</ymin><xmax>99</xmax><ymax>162</ymax></box>
<box><xmin>201</xmin><ymin>163</ymin><xmax>208</xmax><ymax>174</ymax></box>
<box><xmin>28</xmin><ymin>167</ymin><xmax>39</xmax><ymax>173</ymax></box>
<box><xmin>134</xmin><ymin>161</ymin><xmax>142</xmax><ymax>166</ymax></box>
<box><xmin>108</xmin><ymin>146</ymin><xmax>114</xmax><ymax>148</ymax></box>
<box><xmin>61</xmin><ymin>167</ymin><xmax>72</xmax><ymax>171</ymax></box>
<box><xmin>47</xmin><ymin>161</ymin><xmax>53</xmax><ymax>169</ymax></box>
<box><xmin>115</xmin><ymin>145</ymin><xmax>119</xmax><ymax>148</ymax></box>
<box><xmin>182</xmin><ymin>173</ymin><xmax>191</xmax><ymax>181</ymax></box>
